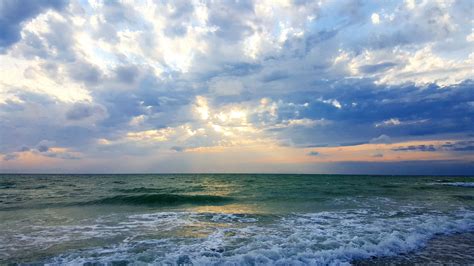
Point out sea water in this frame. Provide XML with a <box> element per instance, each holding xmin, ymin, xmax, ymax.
<box><xmin>0</xmin><ymin>174</ymin><xmax>473</xmax><ymax>264</ymax></box>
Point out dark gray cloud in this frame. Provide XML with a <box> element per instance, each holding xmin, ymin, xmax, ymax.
<box><xmin>442</xmin><ymin>140</ymin><xmax>474</xmax><ymax>152</ymax></box>
<box><xmin>37</xmin><ymin>145</ymin><xmax>49</xmax><ymax>152</ymax></box>
<box><xmin>392</xmin><ymin>144</ymin><xmax>437</xmax><ymax>152</ymax></box>
<box><xmin>115</xmin><ymin>65</ymin><xmax>139</xmax><ymax>84</ymax></box>
<box><xmin>171</xmin><ymin>146</ymin><xmax>185</xmax><ymax>152</ymax></box>
<box><xmin>65</xmin><ymin>103</ymin><xmax>104</xmax><ymax>120</ymax></box>
<box><xmin>19</xmin><ymin>146</ymin><xmax>30</xmax><ymax>152</ymax></box>
<box><xmin>390</xmin><ymin>140</ymin><xmax>474</xmax><ymax>153</ymax></box>
<box><xmin>68</xmin><ymin>62</ymin><xmax>102</xmax><ymax>85</ymax></box>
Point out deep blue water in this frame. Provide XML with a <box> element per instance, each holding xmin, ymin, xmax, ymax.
<box><xmin>0</xmin><ymin>174</ymin><xmax>473</xmax><ymax>264</ymax></box>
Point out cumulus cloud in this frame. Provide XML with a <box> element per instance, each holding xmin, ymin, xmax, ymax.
<box><xmin>0</xmin><ymin>0</ymin><xmax>67</xmax><ymax>50</ymax></box>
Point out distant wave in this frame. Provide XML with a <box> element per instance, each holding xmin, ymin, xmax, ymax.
<box><xmin>114</xmin><ymin>187</ymin><xmax>168</xmax><ymax>193</ymax></box>
<box><xmin>115</xmin><ymin>185</ymin><xmax>205</xmax><ymax>194</ymax></box>
<box><xmin>85</xmin><ymin>194</ymin><xmax>233</xmax><ymax>206</ymax></box>
<box><xmin>432</xmin><ymin>182</ymin><xmax>474</xmax><ymax>188</ymax></box>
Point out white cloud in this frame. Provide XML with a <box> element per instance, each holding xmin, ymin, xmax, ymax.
<box><xmin>370</xmin><ymin>135</ymin><xmax>392</xmax><ymax>144</ymax></box>
<box><xmin>286</xmin><ymin>118</ymin><xmax>330</xmax><ymax>127</ymax></box>
<box><xmin>0</xmin><ymin>56</ymin><xmax>92</xmax><ymax>103</ymax></box>
<box><xmin>126</xmin><ymin>128</ymin><xmax>175</xmax><ymax>142</ymax></box>
<box><xmin>405</xmin><ymin>0</ymin><xmax>416</xmax><ymax>10</ymax></box>
<box><xmin>375</xmin><ymin>118</ymin><xmax>401</xmax><ymax>127</ymax></box>
<box><xmin>467</xmin><ymin>32</ymin><xmax>474</xmax><ymax>42</ymax></box>
<box><xmin>319</xmin><ymin>98</ymin><xmax>342</xmax><ymax>109</ymax></box>
<box><xmin>375</xmin><ymin>118</ymin><xmax>428</xmax><ymax>128</ymax></box>
<box><xmin>344</xmin><ymin>45</ymin><xmax>473</xmax><ymax>86</ymax></box>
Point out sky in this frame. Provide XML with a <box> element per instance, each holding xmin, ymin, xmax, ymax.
<box><xmin>0</xmin><ymin>0</ymin><xmax>473</xmax><ymax>174</ymax></box>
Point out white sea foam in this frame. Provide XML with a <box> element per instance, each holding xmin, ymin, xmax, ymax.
<box><xmin>0</xmin><ymin>212</ymin><xmax>199</xmax><ymax>257</ymax></box>
<box><xmin>38</xmin><ymin>209</ymin><xmax>474</xmax><ymax>265</ymax></box>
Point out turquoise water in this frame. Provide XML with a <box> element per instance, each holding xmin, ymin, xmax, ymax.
<box><xmin>0</xmin><ymin>174</ymin><xmax>473</xmax><ymax>264</ymax></box>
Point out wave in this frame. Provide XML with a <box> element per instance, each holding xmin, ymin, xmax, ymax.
<box><xmin>15</xmin><ymin>209</ymin><xmax>473</xmax><ymax>265</ymax></box>
<box><xmin>114</xmin><ymin>185</ymin><xmax>205</xmax><ymax>194</ymax></box>
<box><xmin>0</xmin><ymin>181</ymin><xmax>16</xmax><ymax>189</ymax></box>
<box><xmin>452</xmin><ymin>195</ymin><xmax>474</xmax><ymax>201</ymax></box>
<box><xmin>433</xmin><ymin>182</ymin><xmax>474</xmax><ymax>188</ymax></box>
<box><xmin>0</xmin><ymin>193</ymin><xmax>232</xmax><ymax>211</ymax></box>
<box><xmin>85</xmin><ymin>193</ymin><xmax>233</xmax><ymax>206</ymax></box>
<box><xmin>114</xmin><ymin>187</ymin><xmax>168</xmax><ymax>193</ymax></box>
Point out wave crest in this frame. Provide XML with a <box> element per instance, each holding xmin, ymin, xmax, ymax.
<box><xmin>87</xmin><ymin>194</ymin><xmax>233</xmax><ymax>206</ymax></box>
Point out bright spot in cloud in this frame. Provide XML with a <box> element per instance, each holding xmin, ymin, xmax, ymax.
<box><xmin>195</xmin><ymin>96</ymin><xmax>210</xmax><ymax>120</ymax></box>
<box><xmin>371</xmin><ymin>13</ymin><xmax>380</xmax><ymax>24</ymax></box>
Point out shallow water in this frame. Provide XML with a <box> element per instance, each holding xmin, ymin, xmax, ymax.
<box><xmin>0</xmin><ymin>174</ymin><xmax>473</xmax><ymax>264</ymax></box>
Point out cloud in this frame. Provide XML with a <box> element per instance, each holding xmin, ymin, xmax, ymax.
<box><xmin>209</xmin><ymin>77</ymin><xmax>244</xmax><ymax>96</ymax></box>
<box><xmin>19</xmin><ymin>146</ymin><xmax>30</xmax><ymax>152</ymax></box>
<box><xmin>375</xmin><ymin>118</ymin><xmax>401</xmax><ymax>127</ymax></box>
<box><xmin>115</xmin><ymin>65</ymin><xmax>139</xmax><ymax>84</ymax></box>
<box><xmin>65</xmin><ymin>102</ymin><xmax>106</xmax><ymax>121</ymax></box>
<box><xmin>37</xmin><ymin>145</ymin><xmax>49</xmax><ymax>152</ymax></box>
<box><xmin>392</xmin><ymin>144</ymin><xmax>437</xmax><ymax>152</ymax></box>
<box><xmin>1</xmin><ymin>0</ymin><xmax>473</xmax><ymax>173</ymax></box>
<box><xmin>318</xmin><ymin>98</ymin><xmax>342</xmax><ymax>109</ymax></box>
<box><xmin>307</xmin><ymin>151</ymin><xmax>320</xmax><ymax>156</ymax></box>
<box><xmin>3</xmin><ymin>153</ymin><xmax>18</xmax><ymax>161</ymax></box>
<box><xmin>286</xmin><ymin>118</ymin><xmax>330</xmax><ymax>128</ymax></box>
<box><xmin>370</xmin><ymin>135</ymin><xmax>392</xmax><ymax>144</ymax></box>
<box><xmin>391</xmin><ymin>140</ymin><xmax>474</xmax><ymax>153</ymax></box>
<box><xmin>262</xmin><ymin>71</ymin><xmax>289</xmax><ymax>82</ymax></box>
<box><xmin>68</xmin><ymin>61</ymin><xmax>102</xmax><ymax>85</ymax></box>
<box><xmin>359</xmin><ymin>62</ymin><xmax>397</xmax><ymax>74</ymax></box>
<box><xmin>43</xmin><ymin>150</ymin><xmax>80</xmax><ymax>160</ymax></box>
<box><xmin>171</xmin><ymin>146</ymin><xmax>185</xmax><ymax>152</ymax></box>
<box><xmin>0</xmin><ymin>0</ymin><xmax>67</xmax><ymax>51</ymax></box>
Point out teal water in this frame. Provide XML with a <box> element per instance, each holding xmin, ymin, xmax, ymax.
<box><xmin>0</xmin><ymin>174</ymin><xmax>473</xmax><ymax>264</ymax></box>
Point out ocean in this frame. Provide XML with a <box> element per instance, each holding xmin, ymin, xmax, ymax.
<box><xmin>0</xmin><ymin>174</ymin><xmax>473</xmax><ymax>265</ymax></box>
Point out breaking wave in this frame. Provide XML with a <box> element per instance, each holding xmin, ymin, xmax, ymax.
<box><xmin>27</xmin><ymin>209</ymin><xmax>473</xmax><ymax>265</ymax></box>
